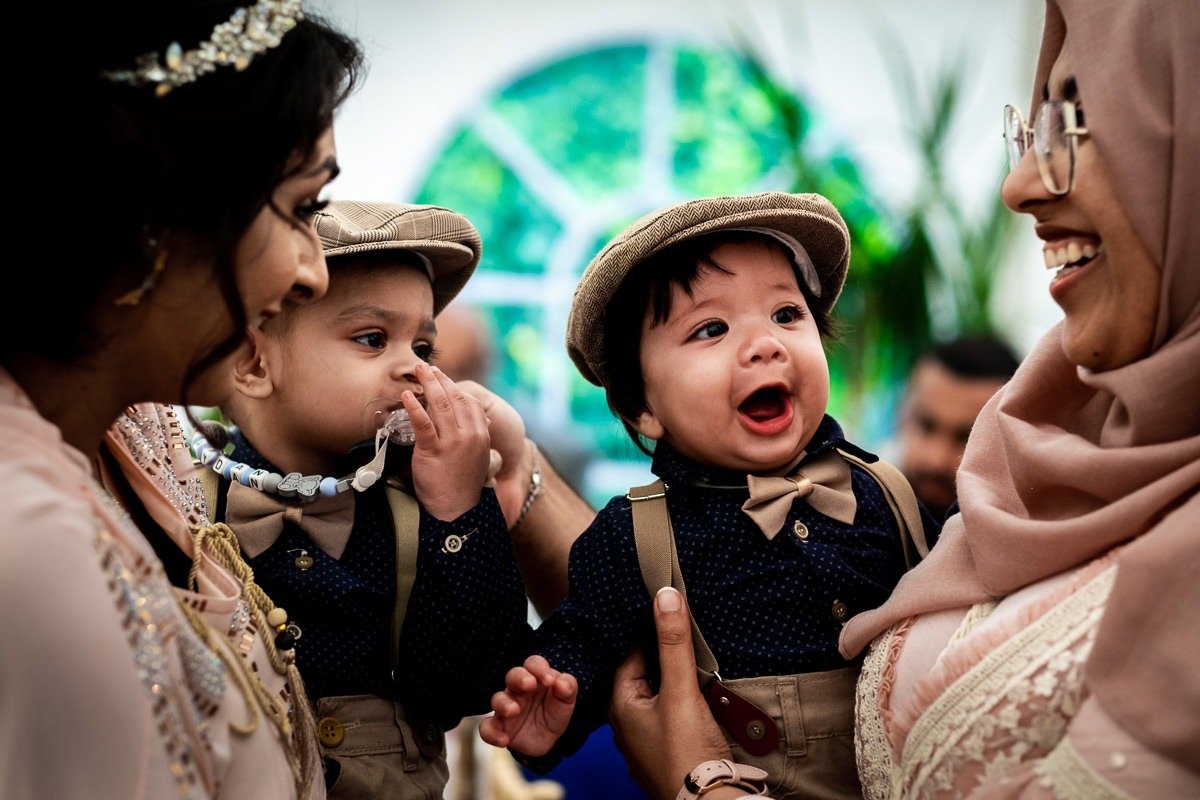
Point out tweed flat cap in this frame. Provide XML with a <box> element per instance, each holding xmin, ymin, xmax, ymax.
<box><xmin>313</xmin><ymin>200</ymin><xmax>482</xmax><ymax>314</ymax></box>
<box><xmin>567</xmin><ymin>191</ymin><xmax>851</xmax><ymax>387</ymax></box>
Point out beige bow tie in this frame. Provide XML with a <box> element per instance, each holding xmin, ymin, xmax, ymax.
<box><xmin>225</xmin><ymin>480</ymin><xmax>356</xmax><ymax>560</ymax></box>
<box><xmin>741</xmin><ymin>450</ymin><xmax>857</xmax><ymax>539</ymax></box>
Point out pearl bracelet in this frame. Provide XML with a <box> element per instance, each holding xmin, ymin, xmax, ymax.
<box><xmin>512</xmin><ymin>443</ymin><xmax>544</xmax><ymax>529</ymax></box>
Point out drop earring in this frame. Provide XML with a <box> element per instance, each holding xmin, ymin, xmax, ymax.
<box><xmin>115</xmin><ymin>229</ymin><xmax>169</xmax><ymax>306</ymax></box>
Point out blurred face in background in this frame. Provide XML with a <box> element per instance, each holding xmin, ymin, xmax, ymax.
<box><xmin>898</xmin><ymin>359</ymin><xmax>1006</xmax><ymax>520</ymax></box>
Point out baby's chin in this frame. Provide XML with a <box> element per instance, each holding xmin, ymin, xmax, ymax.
<box><xmin>703</xmin><ymin>445</ymin><xmax>808</xmax><ymax>477</ymax></box>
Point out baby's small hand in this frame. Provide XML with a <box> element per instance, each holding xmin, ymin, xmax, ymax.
<box><xmin>406</xmin><ymin>364</ymin><xmax>491</xmax><ymax>520</ymax></box>
<box><xmin>477</xmin><ymin>655</ymin><xmax>577</xmax><ymax>756</ymax></box>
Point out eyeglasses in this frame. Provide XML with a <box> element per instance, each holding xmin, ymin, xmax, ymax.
<box><xmin>1003</xmin><ymin>100</ymin><xmax>1089</xmax><ymax>195</ymax></box>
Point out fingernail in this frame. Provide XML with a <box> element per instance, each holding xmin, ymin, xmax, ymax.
<box><xmin>656</xmin><ymin>586</ymin><xmax>681</xmax><ymax>612</ymax></box>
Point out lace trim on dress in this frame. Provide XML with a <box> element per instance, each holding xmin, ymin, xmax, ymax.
<box><xmin>900</xmin><ymin>564</ymin><xmax>1116</xmax><ymax>798</ymax></box>
<box><xmin>944</xmin><ymin>600</ymin><xmax>998</xmax><ymax>651</ymax></box>
<box><xmin>1035</xmin><ymin>736</ymin><xmax>1131</xmax><ymax>800</ymax></box>
<box><xmin>857</xmin><ymin>619</ymin><xmax>911</xmax><ymax>800</ymax></box>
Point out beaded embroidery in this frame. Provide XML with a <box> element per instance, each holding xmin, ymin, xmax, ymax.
<box><xmin>115</xmin><ymin>406</ymin><xmax>208</xmax><ymax>526</ymax></box>
<box><xmin>92</xmin><ymin>491</ymin><xmax>222</xmax><ymax>799</ymax></box>
<box><xmin>108</xmin><ymin>405</ymin><xmax>317</xmax><ymax>793</ymax></box>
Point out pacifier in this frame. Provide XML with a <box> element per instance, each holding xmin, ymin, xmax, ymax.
<box><xmin>375</xmin><ymin>407</ymin><xmax>416</xmax><ymax>446</ymax></box>
<box><xmin>349</xmin><ymin>397</ymin><xmax>417</xmax><ymax>490</ymax></box>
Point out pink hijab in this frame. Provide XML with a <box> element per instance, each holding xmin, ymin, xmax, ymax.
<box><xmin>840</xmin><ymin>0</ymin><xmax>1200</xmax><ymax>771</ymax></box>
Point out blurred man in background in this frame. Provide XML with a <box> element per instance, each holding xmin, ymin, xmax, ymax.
<box><xmin>897</xmin><ymin>334</ymin><xmax>1020</xmax><ymax>521</ymax></box>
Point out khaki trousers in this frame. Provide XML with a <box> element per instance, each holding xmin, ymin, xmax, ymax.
<box><xmin>317</xmin><ymin>694</ymin><xmax>449</xmax><ymax>800</ymax></box>
<box><xmin>720</xmin><ymin>667</ymin><xmax>863</xmax><ymax>800</ymax></box>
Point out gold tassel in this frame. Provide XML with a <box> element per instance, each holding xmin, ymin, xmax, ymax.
<box><xmin>189</xmin><ymin>523</ymin><xmax>318</xmax><ymax>794</ymax></box>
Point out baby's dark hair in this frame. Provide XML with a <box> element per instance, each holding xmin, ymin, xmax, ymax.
<box><xmin>601</xmin><ymin>230</ymin><xmax>835</xmax><ymax>455</ymax></box>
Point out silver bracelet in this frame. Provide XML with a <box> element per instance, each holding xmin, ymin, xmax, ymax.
<box><xmin>512</xmin><ymin>445</ymin><xmax>544</xmax><ymax>529</ymax></box>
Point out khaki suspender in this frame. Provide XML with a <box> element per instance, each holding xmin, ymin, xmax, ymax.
<box><xmin>628</xmin><ymin>480</ymin><xmax>721</xmax><ymax>685</ymax></box>
<box><xmin>198</xmin><ymin>464</ymin><xmax>221</xmax><ymax>524</ymax></box>
<box><xmin>835</xmin><ymin>449</ymin><xmax>929</xmax><ymax>567</ymax></box>
<box><xmin>384</xmin><ymin>480</ymin><xmax>421</xmax><ymax>679</ymax></box>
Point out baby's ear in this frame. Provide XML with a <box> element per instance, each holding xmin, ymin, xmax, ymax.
<box><xmin>231</xmin><ymin>328</ymin><xmax>275</xmax><ymax>400</ymax></box>
<box><xmin>631</xmin><ymin>409</ymin><xmax>665</xmax><ymax>441</ymax></box>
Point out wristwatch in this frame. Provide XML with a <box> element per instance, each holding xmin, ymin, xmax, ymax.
<box><xmin>677</xmin><ymin>759</ymin><xmax>770</xmax><ymax>799</ymax></box>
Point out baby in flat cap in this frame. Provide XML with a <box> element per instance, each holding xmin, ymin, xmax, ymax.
<box><xmin>191</xmin><ymin>200</ymin><xmax>532</xmax><ymax>799</ymax></box>
<box><xmin>481</xmin><ymin>192</ymin><xmax>940</xmax><ymax>799</ymax></box>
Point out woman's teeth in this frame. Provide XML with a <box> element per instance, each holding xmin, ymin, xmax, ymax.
<box><xmin>1044</xmin><ymin>242</ymin><xmax>1101</xmax><ymax>270</ymax></box>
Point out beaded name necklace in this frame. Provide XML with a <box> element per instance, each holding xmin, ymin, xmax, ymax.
<box><xmin>188</xmin><ymin>408</ymin><xmax>416</xmax><ymax>502</ymax></box>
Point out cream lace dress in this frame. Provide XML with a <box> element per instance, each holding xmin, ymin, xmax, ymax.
<box><xmin>855</xmin><ymin>550</ymin><xmax>1200</xmax><ymax>799</ymax></box>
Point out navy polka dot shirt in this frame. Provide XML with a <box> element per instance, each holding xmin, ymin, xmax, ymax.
<box><xmin>228</xmin><ymin>431</ymin><xmax>532</xmax><ymax>731</ymax></box>
<box><xmin>525</xmin><ymin>415</ymin><xmax>941</xmax><ymax>771</ymax></box>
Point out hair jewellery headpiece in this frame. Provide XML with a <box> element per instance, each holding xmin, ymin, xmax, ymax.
<box><xmin>101</xmin><ymin>0</ymin><xmax>304</xmax><ymax>96</ymax></box>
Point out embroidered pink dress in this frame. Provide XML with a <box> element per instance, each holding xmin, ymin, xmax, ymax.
<box><xmin>0</xmin><ymin>370</ymin><xmax>322</xmax><ymax>800</ymax></box>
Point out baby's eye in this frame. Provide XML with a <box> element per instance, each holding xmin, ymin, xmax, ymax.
<box><xmin>353</xmin><ymin>331</ymin><xmax>386</xmax><ymax>349</ymax></box>
<box><xmin>690</xmin><ymin>320</ymin><xmax>728</xmax><ymax>341</ymax></box>
<box><xmin>772</xmin><ymin>305</ymin><xmax>807</xmax><ymax>325</ymax></box>
<box><xmin>414</xmin><ymin>342</ymin><xmax>436</xmax><ymax>363</ymax></box>
<box><xmin>294</xmin><ymin>197</ymin><xmax>330</xmax><ymax>221</ymax></box>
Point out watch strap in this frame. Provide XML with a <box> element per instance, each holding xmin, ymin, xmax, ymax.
<box><xmin>677</xmin><ymin>759</ymin><xmax>770</xmax><ymax>799</ymax></box>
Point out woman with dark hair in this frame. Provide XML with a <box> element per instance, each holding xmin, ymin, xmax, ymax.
<box><xmin>0</xmin><ymin>2</ymin><xmax>363</xmax><ymax>797</ymax></box>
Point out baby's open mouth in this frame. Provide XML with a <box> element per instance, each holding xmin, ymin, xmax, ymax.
<box><xmin>739</xmin><ymin>386</ymin><xmax>790</xmax><ymax>422</ymax></box>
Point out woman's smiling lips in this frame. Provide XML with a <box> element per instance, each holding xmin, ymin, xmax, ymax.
<box><xmin>1035</xmin><ymin>223</ymin><xmax>1106</xmax><ymax>303</ymax></box>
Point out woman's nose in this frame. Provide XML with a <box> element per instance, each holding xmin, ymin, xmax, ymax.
<box><xmin>287</xmin><ymin>229</ymin><xmax>329</xmax><ymax>304</ymax></box>
<box><xmin>1000</xmin><ymin>146</ymin><xmax>1053</xmax><ymax>213</ymax></box>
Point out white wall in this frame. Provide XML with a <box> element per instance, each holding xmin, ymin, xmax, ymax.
<box><xmin>316</xmin><ymin>0</ymin><xmax>1059</xmax><ymax>353</ymax></box>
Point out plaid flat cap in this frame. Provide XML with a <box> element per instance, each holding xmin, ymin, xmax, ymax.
<box><xmin>313</xmin><ymin>200</ymin><xmax>482</xmax><ymax>314</ymax></box>
<box><xmin>566</xmin><ymin>191</ymin><xmax>851</xmax><ymax>387</ymax></box>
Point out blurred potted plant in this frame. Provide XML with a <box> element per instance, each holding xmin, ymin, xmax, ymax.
<box><xmin>736</xmin><ymin>30</ymin><xmax>1018</xmax><ymax>438</ymax></box>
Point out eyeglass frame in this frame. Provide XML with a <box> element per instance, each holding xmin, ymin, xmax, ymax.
<box><xmin>1003</xmin><ymin>100</ymin><xmax>1089</xmax><ymax>196</ymax></box>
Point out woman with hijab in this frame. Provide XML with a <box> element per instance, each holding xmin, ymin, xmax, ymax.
<box><xmin>606</xmin><ymin>1</ymin><xmax>1199</xmax><ymax>797</ymax></box>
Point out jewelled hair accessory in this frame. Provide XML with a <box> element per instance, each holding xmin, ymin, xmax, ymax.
<box><xmin>188</xmin><ymin>408</ymin><xmax>416</xmax><ymax>502</ymax></box>
<box><xmin>102</xmin><ymin>0</ymin><xmax>304</xmax><ymax>96</ymax></box>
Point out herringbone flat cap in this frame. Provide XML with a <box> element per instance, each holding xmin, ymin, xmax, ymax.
<box><xmin>567</xmin><ymin>191</ymin><xmax>850</xmax><ymax>387</ymax></box>
<box><xmin>313</xmin><ymin>200</ymin><xmax>482</xmax><ymax>314</ymax></box>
